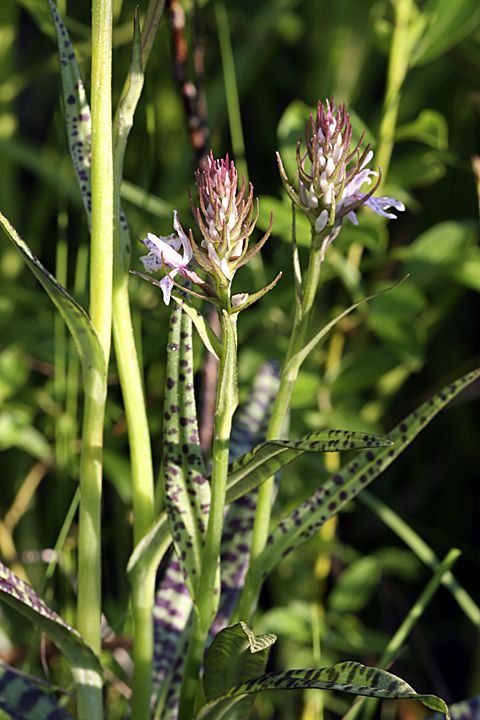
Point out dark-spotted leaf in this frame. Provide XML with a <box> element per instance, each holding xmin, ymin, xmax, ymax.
<box><xmin>203</xmin><ymin>623</ymin><xmax>276</xmax><ymax>720</ymax></box>
<box><xmin>0</xmin><ymin>661</ymin><xmax>74</xmax><ymax>720</ymax></box>
<box><xmin>0</xmin><ymin>562</ymin><xmax>103</xmax><ymax>695</ymax></box>
<box><xmin>163</xmin><ymin>300</ymin><xmax>218</xmax><ymax>604</ymax></box>
<box><xmin>260</xmin><ymin>368</ymin><xmax>480</xmax><ymax>576</ymax></box>
<box><xmin>195</xmin><ymin>661</ymin><xmax>450</xmax><ymax>720</ymax></box>
<box><xmin>48</xmin><ymin>0</ymin><xmax>92</xmax><ymax>227</ymax></box>
<box><xmin>225</xmin><ymin>430</ymin><xmax>392</xmax><ymax>504</ymax></box>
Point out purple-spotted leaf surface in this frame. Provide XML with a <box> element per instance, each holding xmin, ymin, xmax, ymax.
<box><xmin>152</xmin><ymin>558</ymin><xmax>193</xmax><ymax>719</ymax></box>
<box><xmin>48</xmin><ymin>0</ymin><xmax>92</xmax><ymax>227</ymax></box>
<box><xmin>261</xmin><ymin>368</ymin><xmax>480</xmax><ymax>576</ymax></box>
<box><xmin>0</xmin><ymin>661</ymin><xmax>74</xmax><ymax>720</ymax></box>
<box><xmin>0</xmin><ymin>562</ymin><xmax>102</xmax><ymax>682</ymax></box>
<box><xmin>195</xmin><ymin>661</ymin><xmax>450</xmax><ymax>720</ymax></box>
<box><xmin>225</xmin><ymin>429</ymin><xmax>392</xmax><ymax>504</ymax></box>
<box><xmin>163</xmin><ymin>300</ymin><xmax>217</xmax><ymax>602</ymax></box>
<box><xmin>151</xmin><ymin>361</ymin><xmax>280</xmax><ymax>717</ymax></box>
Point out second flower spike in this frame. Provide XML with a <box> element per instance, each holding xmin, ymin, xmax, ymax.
<box><xmin>277</xmin><ymin>98</ymin><xmax>405</xmax><ymax>239</ymax></box>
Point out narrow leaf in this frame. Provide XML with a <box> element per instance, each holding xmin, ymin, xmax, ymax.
<box><xmin>196</xmin><ymin>661</ymin><xmax>450</xmax><ymax>720</ymax></box>
<box><xmin>0</xmin><ymin>562</ymin><xmax>103</xmax><ymax>693</ymax></box>
<box><xmin>285</xmin><ymin>278</ymin><xmax>408</xmax><ymax>380</ymax></box>
<box><xmin>0</xmin><ymin>212</ymin><xmax>105</xmax><ymax>383</ymax></box>
<box><xmin>0</xmin><ymin>661</ymin><xmax>75</xmax><ymax>720</ymax></box>
<box><xmin>411</xmin><ymin>0</ymin><xmax>480</xmax><ymax>66</ymax></box>
<box><xmin>151</xmin><ymin>558</ymin><xmax>193</xmax><ymax>717</ymax></box>
<box><xmin>163</xmin><ymin>300</ymin><xmax>213</xmax><ymax>601</ymax></box>
<box><xmin>261</xmin><ymin>368</ymin><xmax>480</xmax><ymax>576</ymax></box>
<box><xmin>48</xmin><ymin>0</ymin><xmax>92</xmax><ymax>227</ymax></box>
<box><xmin>225</xmin><ymin>430</ymin><xmax>392</xmax><ymax>504</ymax></box>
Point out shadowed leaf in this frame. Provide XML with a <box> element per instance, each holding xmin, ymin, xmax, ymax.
<box><xmin>195</xmin><ymin>660</ymin><xmax>450</xmax><ymax>720</ymax></box>
<box><xmin>203</xmin><ymin>623</ymin><xmax>276</xmax><ymax>720</ymax></box>
<box><xmin>0</xmin><ymin>661</ymin><xmax>74</xmax><ymax>720</ymax></box>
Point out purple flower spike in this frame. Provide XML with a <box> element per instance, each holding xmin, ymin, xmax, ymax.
<box><xmin>277</xmin><ymin>98</ymin><xmax>405</xmax><ymax>239</ymax></box>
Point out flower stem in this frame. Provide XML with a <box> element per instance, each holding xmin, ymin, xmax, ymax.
<box><xmin>178</xmin><ymin>310</ymin><xmax>239</xmax><ymax>720</ymax></box>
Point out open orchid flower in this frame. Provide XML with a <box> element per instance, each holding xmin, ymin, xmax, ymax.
<box><xmin>277</xmin><ymin>99</ymin><xmax>405</xmax><ymax>238</ymax></box>
<box><xmin>139</xmin><ymin>211</ymin><xmax>194</xmax><ymax>305</ymax></box>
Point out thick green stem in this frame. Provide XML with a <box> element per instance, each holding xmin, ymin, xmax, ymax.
<box><xmin>77</xmin><ymin>0</ymin><xmax>113</xmax><ymax>661</ymax></box>
<box><xmin>178</xmin><ymin>310</ymin><xmax>239</xmax><ymax>720</ymax></box>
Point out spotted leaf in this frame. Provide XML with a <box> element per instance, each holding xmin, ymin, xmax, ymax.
<box><xmin>0</xmin><ymin>660</ymin><xmax>74</xmax><ymax>720</ymax></box>
<box><xmin>203</xmin><ymin>622</ymin><xmax>276</xmax><ymax>720</ymax></box>
<box><xmin>225</xmin><ymin>429</ymin><xmax>392</xmax><ymax>504</ymax></box>
<box><xmin>0</xmin><ymin>562</ymin><xmax>103</xmax><ymax>697</ymax></box>
<box><xmin>163</xmin><ymin>300</ymin><xmax>217</xmax><ymax>603</ymax></box>
<box><xmin>195</xmin><ymin>660</ymin><xmax>450</xmax><ymax>720</ymax></box>
<box><xmin>260</xmin><ymin>368</ymin><xmax>480</xmax><ymax>576</ymax></box>
<box><xmin>48</xmin><ymin>0</ymin><xmax>92</xmax><ymax>227</ymax></box>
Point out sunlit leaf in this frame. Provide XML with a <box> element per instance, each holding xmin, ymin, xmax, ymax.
<box><xmin>0</xmin><ymin>562</ymin><xmax>103</xmax><ymax>698</ymax></box>
<box><xmin>260</xmin><ymin>368</ymin><xmax>480</xmax><ymax>576</ymax></box>
<box><xmin>226</xmin><ymin>430</ymin><xmax>392</xmax><ymax>504</ymax></box>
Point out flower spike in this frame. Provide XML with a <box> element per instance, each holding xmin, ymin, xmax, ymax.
<box><xmin>277</xmin><ymin>98</ymin><xmax>405</xmax><ymax>240</ymax></box>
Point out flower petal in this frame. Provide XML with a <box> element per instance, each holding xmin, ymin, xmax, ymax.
<box><xmin>364</xmin><ymin>195</ymin><xmax>405</xmax><ymax>219</ymax></box>
<box><xmin>160</xmin><ymin>273</ymin><xmax>176</xmax><ymax>305</ymax></box>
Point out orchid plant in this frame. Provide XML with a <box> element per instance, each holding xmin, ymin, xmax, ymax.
<box><xmin>0</xmin><ymin>3</ymin><xmax>478</xmax><ymax>720</ymax></box>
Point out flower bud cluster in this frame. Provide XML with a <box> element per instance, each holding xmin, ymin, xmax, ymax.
<box><xmin>278</xmin><ymin>98</ymin><xmax>404</xmax><ymax>236</ymax></box>
<box><xmin>189</xmin><ymin>153</ymin><xmax>270</xmax><ymax>288</ymax></box>
<box><xmin>138</xmin><ymin>153</ymin><xmax>276</xmax><ymax>309</ymax></box>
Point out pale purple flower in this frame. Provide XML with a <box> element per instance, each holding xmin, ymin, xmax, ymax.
<box><xmin>278</xmin><ymin>99</ymin><xmax>405</xmax><ymax>238</ymax></box>
<box><xmin>139</xmin><ymin>211</ymin><xmax>193</xmax><ymax>304</ymax></box>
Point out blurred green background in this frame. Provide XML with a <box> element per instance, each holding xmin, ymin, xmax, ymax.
<box><xmin>0</xmin><ymin>1</ymin><xmax>480</xmax><ymax>718</ymax></box>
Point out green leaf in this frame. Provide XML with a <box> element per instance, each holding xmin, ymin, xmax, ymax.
<box><xmin>260</xmin><ymin>367</ymin><xmax>480</xmax><ymax>577</ymax></box>
<box><xmin>163</xmin><ymin>301</ymin><xmax>216</xmax><ymax>603</ymax></box>
<box><xmin>388</xmin><ymin>149</ymin><xmax>448</xmax><ymax>189</ymax></box>
<box><xmin>0</xmin><ymin>562</ymin><xmax>103</xmax><ymax>702</ymax></box>
<box><xmin>205</xmin><ymin>623</ymin><xmax>276</xmax><ymax>701</ymax></box>
<box><xmin>0</xmin><ymin>212</ymin><xmax>105</xmax><ymax>385</ymax></box>
<box><xmin>196</xmin><ymin>661</ymin><xmax>450</xmax><ymax>720</ymax></box>
<box><xmin>0</xmin><ymin>660</ymin><xmax>75</xmax><ymax>720</ymax></box>
<box><xmin>225</xmin><ymin>430</ymin><xmax>392</xmax><ymax>505</ymax></box>
<box><xmin>411</xmin><ymin>0</ymin><xmax>480</xmax><ymax>66</ymax></box>
<box><xmin>397</xmin><ymin>221</ymin><xmax>477</xmax><ymax>286</ymax></box>
<box><xmin>328</xmin><ymin>556</ymin><xmax>381</xmax><ymax>615</ymax></box>
<box><xmin>48</xmin><ymin>0</ymin><xmax>92</xmax><ymax>228</ymax></box>
<box><xmin>202</xmin><ymin>623</ymin><xmax>276</xmax><ymax>720</ymax></box>
<box><xmin>395</xmin><ymin>109</ymin><xmax>448</xmax><ymax>150</ymax></box>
